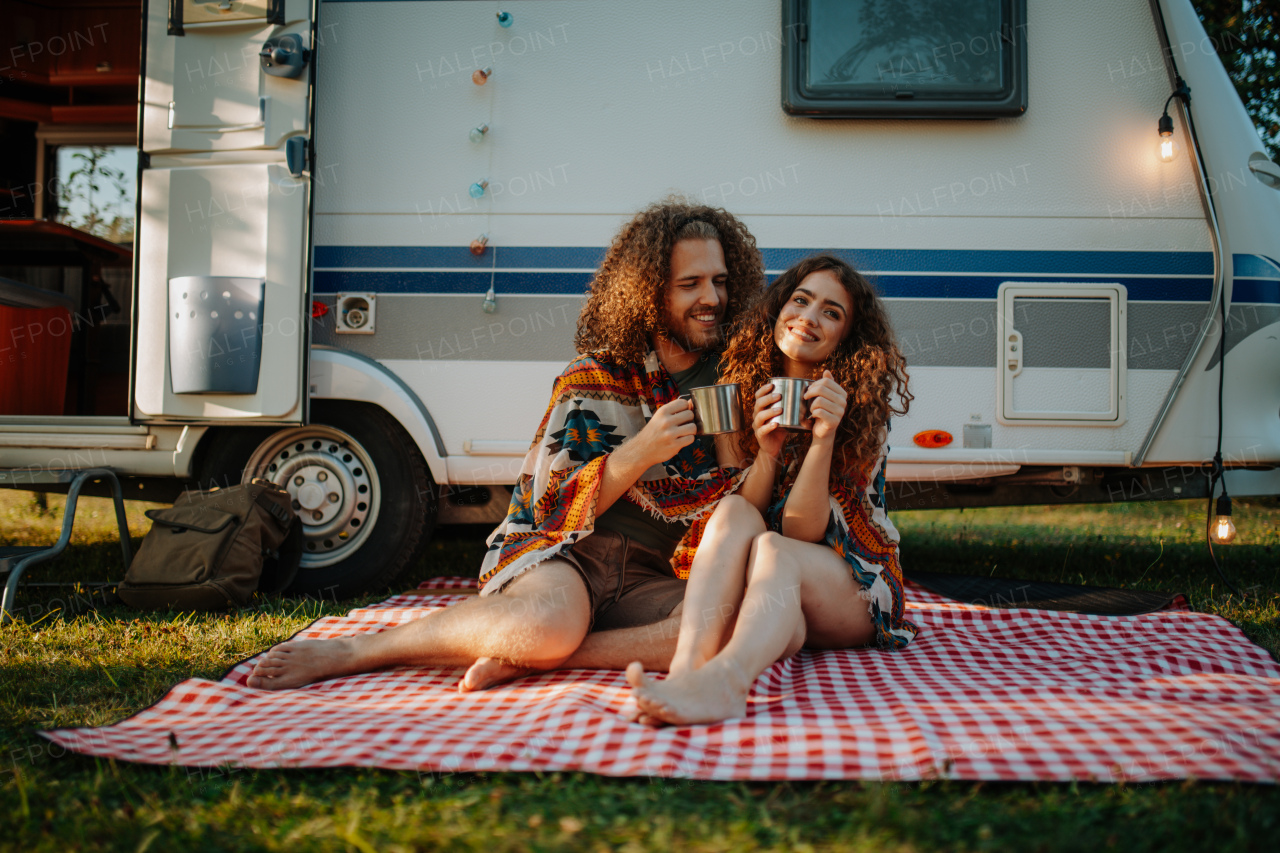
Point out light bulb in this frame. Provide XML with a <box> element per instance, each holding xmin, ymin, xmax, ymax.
<box><xmin>470</xmin><ymin>233</ymin><xmax>489</xmax><ymax>256</ymax></box>
<box><xmin>472</xmin><ymin>67</ymin><xmax>492</xmax><ymax>86</ymax></box>
<box><xmin>1210</xmin><ymin>493</ymin><xmax>1238</xmax><ymax>544</ymax></box>
<box><xmin>1157</xmin><ymin>113</ymin><xmax>1176</xmax><ymax>162</ymax></box>
<box><xmin>469</xmin><ymin>180</ymin><xmax>488</xmax><ymax>199</ymax></box>
<box><xmin>496</xmin><ymin>11</ymin><xmax>513</xmax><ymax>28</ymax></box>
<box><xmin>469</xmin><ymin>124</ymin><xmax>489</xmax><ymax>143</ymax></box>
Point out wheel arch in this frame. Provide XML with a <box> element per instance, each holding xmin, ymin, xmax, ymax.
<box><xmin>307</xmin><ymin>345</ymin><xmax>449</xmax><ymax>484</ymax></box>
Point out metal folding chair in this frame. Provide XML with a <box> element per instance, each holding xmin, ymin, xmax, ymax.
<box><xmin>0</xmin><ymin>468</ymin><xmax>133</xmax><ymax>624</ymax></box>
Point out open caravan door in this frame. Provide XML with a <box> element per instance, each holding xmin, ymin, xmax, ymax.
<box><xmin>132</xmin><ymin>0</ymin><xmax>315</xmax><ymax>424</ymax></box>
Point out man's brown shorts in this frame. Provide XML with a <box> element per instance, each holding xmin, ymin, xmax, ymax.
<box><xmin>555</xmin><ymin>530</ymin><xmax>686</xmax><ymax>631</ymax></box>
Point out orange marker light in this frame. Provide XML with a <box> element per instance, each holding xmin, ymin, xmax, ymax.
<box><xmin>913</xmin><ymin>430</ymin><xmax>953</xmax><ymax>448</ymax></box>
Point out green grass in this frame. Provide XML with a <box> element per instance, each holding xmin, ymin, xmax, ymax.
<box><xmin>2</xmin><ymin>489</ymin><xmax>1278</xmax><ymax>851</ymax></box>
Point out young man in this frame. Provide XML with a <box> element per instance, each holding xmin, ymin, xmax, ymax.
<box><xmin>247</xmin><ymin>200</ymin><xmax>764</xmax><ymax>691</ymax></box>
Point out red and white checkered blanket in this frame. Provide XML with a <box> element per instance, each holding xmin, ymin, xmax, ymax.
<box><xmin>42</xmin><ymin>578</ymin><xmax>1280</xmax><ymax>782</ymax></box>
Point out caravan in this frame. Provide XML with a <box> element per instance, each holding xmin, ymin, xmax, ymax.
<box><xmin>2</xmin><ymin>0</ymin><xmax>1278</xmax><ymax>597</ymax></box>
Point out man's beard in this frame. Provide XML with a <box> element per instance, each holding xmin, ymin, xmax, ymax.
<box><xmin>660</xmin><ymin>311</ymin><xmax>724</xmax><ymax>353</ymax></box>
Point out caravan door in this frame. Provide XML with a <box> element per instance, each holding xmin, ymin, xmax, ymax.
<box><xmin>132</xmin><ymin>0</ymin><xmax>314</xmax><ymax>423</ymax></box>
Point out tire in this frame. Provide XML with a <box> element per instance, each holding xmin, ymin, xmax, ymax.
<box><xmin>197</xmin><ymin>402</ymin><xmax>438</xmax><ymax>598</ymax></box>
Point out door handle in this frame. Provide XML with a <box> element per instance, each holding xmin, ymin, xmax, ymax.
<box><xmin>260</xmin><ymin>34</ymin><xmax>311</xmax><ymax>79</ymax></box>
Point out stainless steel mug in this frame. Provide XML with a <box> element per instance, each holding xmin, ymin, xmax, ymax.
<box><xmin>769</xmin><ymin>377</ymin><xmax>812</xmax><ymax>430</ymax></box>
<box><xmin>688</xmin><ymin>383</ymin><xmax>742</xmax><ymax>435</ymax></box>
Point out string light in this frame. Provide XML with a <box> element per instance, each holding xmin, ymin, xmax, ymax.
<box><xmin>1157</xmin><ymin>77</ymin><xmax>1190</xmax><ymax>163</ymax></box>
<box><xmin>1211</xmin><ymin>493</ymin><xmax>1237</xmax><ymax>545</ymax></box>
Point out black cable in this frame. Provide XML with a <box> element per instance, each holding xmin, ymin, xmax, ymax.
<box><xmin>1204</xmin><ymin>253</ymin><xmax>1245</xmax><ymax>600</ymax></box>
<box><xmin>1149</xmin><ymin>0</ymin><xmax>1244</xmax><ymax>602</ymax></box>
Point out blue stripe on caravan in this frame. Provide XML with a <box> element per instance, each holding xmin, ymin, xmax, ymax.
<box><xmin>830</xmin><ymin>275</ymin><xmax>1211</xmax><ymax>301</ymax></box>
<box><xmin>499</xmin><ymin>245</ymin><xmax>608</xmax><ymax>269</ymax></box>
<box><xmin>314</xmin><ymin>246</ymin><xmax>1215</xmax><ymax>276</ymax></box>
<box><xmin>315</xmin><ymin>270</ymin><xmax>1213</xmax><ymax>301</ymax></box>
<box><xmin>1233</xmin><ymin>279</ymin><xmax>1280</xmax><ymax>304</ymax></box>
<box><xmin>763</xmin><ymin>249</ymin><xmax>1215</xmax><ymax>276</ymax></box>
<box><xmin>314</xmin><ymin>246</ymin><xmax>489</xmax><ymax>269</ymax></box>
<box><xmin>313</xmin><ymin>270</ymin><xmax>594</xmax><ymax>295</ymax></box>
<box><xmin>1233</xmin><ymin>254</ymin><xmax>1280</xmax><ymax>278</ymax></box>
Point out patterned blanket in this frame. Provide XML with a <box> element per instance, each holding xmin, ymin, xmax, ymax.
<box><xmin>478</xmin><ymin>351</ymin><xmax>746</xmax><ymax>592</ymax></box>
<box><xmin>42</xmin><ymin>578</ymin><xmax>1280</xmax><ymax>783</ymax></box>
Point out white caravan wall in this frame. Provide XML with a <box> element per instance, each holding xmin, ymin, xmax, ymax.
<box><xmin>312</xmin><ymin>0</ymin><xmax>1217</xmax><ymax>475</ymax></box>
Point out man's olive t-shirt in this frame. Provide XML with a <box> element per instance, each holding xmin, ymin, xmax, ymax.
<box><xmin>593</xmin><ymin>353</ymin><xmax>721</xmax><ymax>559</ymax></box>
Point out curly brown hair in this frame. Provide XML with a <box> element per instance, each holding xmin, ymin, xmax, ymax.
<box><xmin>574</xmin><ymin>197</ymin><xmax>765</xmax><ymax>362</ymax></box>
<box><xmin>720</xmin><ymin>254</ymin><xmax>913</xmax><ymax>481</ymax></box>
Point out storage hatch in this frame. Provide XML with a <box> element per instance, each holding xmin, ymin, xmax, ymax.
<box><xmin>997</xmin><ymin>283</ymin><xmax>1127</xmax><ymax>425</ymax></box>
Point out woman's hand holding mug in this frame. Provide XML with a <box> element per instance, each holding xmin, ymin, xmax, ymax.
<box><xmin>752</xmin><ymin>383</ymin><xmax>787</xmax><ymax>459</ymax></box>
<box><xmin>805</xmin><ymin>370</ymin><xmax>848</xmax><ymax>442</ymax></box>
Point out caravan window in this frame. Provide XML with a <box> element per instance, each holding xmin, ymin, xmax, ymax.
<box><xmin>782</xmin><ymin>0</ymin><xmax>1027</xmax><ymax>118</ymax></box>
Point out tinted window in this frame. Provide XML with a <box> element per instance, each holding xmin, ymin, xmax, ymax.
<box><xmin>783</xmin><ymin>0</ymin><xmax>1026</xmax><ymax>118</ymax></box>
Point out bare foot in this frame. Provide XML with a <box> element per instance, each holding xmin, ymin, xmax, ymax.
<box><xmin>629</xmin><ymin>659</ymin><xmax>750</xmax><ymax>726</ymax></box>
<box><xmin>245</xmin><ymin>638</ymin><xmax>365</xmax><ymax>690</ymax></box>
<box><xmin>459</xmin><ymin>657</ymin><xmax>532</xmax><ymax>692</ymax></box>
<box><xmin>618</xmin><ymin>690</ymin><xmax>661</xmax><ymax>726</ymax></box>
<box><xmin>623</xmin><ymin>663</ymin><xmax>665</xmax><ymax>726</ymax></box>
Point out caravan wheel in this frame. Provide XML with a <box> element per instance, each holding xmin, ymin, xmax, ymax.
<box><xmin>239</xmin><ymin>403</ymin><xmax>437</xmax><ymax>598</ymax></box>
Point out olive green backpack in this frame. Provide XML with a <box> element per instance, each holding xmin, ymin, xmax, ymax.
<box><xmin>118</xmin><ymin>479</ymin><xmax>303</xmax><ymax>610</ymax></box>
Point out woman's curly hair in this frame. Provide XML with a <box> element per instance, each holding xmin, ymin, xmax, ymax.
<box><xmin>575</xmin><ymin>197</ymin><xmax>765</xmax><ymax>361</ymax></box>
<box><xmin>720</xmin><ymin>254</ymin><xmax>913</xmax><ymax>481</ymax></box>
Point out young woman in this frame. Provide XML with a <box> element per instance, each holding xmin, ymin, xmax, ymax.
<box><xmin>626</xmin><ymin>254</ymin><xmax>917</xmax><ymax>725</ymax></box>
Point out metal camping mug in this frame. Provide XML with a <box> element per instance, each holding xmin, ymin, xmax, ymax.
<box><xmin>687</xmin><ymin>383</ymin><xmax>742</xmax><ymax>435</ymax></box>
<box><xmin>770</xmin><ymin>377</ymin><xmax>812</xmax><ymax>430</ymax></box>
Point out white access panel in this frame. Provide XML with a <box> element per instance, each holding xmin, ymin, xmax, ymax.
<box><xmin>997</xmin><ymin>283</ymin><xmax>1127</xmax><ymax>425</ymax></box>
<box><xmin>134</xmin><ymin>163</ymin><xmax>309</xmax><ymax>420</ymax></box>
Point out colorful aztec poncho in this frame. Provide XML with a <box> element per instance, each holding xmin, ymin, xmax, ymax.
<box><xmin>479</xmin><ymin>351</ymin><xmax>747</xmax><ymax>594</ymax></box>
<box><xmin>766</xmin><ymin>435</ymin><xmax>919</xmax><ymax>649</ymax></box>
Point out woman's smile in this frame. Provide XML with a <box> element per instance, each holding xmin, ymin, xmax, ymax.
<box><xmin>774</xmin><ymin>269</ymin><xmax>852</xmax><ymax>375</ymax></box>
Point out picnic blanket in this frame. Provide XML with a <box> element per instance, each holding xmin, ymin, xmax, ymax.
<box><xmin>41</xmin><ymin>578</ymin><xmax>1280</xmax><ymax>783</ymax></box>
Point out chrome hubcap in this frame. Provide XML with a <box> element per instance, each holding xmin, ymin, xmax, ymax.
<box><xmin>244</xmin><ymin>426</ymin><xmax>381</xmax><ymax>569</ymax></box>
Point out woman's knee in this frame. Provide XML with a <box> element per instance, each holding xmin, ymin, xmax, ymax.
<box><xmin>709</xmin><ymin>495</ymin><xmax>766</xmax><ymax>538</ymax></box>
<box><xmin>745</xmin><ymin>531</ymin><xmax>798</xmax><ymax>581</ymax></box>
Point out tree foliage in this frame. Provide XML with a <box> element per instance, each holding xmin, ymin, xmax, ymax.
<box><xmin>55</xmin><ymin>146</ymin><xmax>134</xmax><ymax>244</ymax></box>
<box><xmin>1194</xmin><ymin>0</ymin><xmax>1279</xmax><ymax>158</ymax></box>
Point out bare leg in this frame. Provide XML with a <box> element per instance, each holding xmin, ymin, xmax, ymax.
<box><xmin>632</xmin><ymin>533</ymin><xmax>874</xmax><ymax>725</ymax></box>
<box><xmin>667</xmin><ymin>496</ymin><xmax>765</xmax><ymax>676</ymax></box>
<box><xmin>463</xmin><ymin>497</ymin><xmax>764</xmax><ymax>693</ymax></box>
<box><xmin>247</xmin><ymin>560</ymin><xmax>590</xmax><ymax>690</ymax></box>
<box><xmin>459</xmin><ymin>604</ymin><xmax>683</xmax><ymax>691</ymax></box>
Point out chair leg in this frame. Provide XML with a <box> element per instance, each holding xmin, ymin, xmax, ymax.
<box><xmin>104</xmin><ymin>471</ymin><xmax>133</xmax><ymax>568</ymax></box>
<box><xmin>1</xmin><ymin>468</ymin><xmax>131</xmax><ymax>624</ymax></box>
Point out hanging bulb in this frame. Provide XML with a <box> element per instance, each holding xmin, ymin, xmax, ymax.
<box><xmin>469</xmin><ymin>180</ymin><xmax>489</xmax><ymax>199</ymax></box>
<box><xmin>469</xmin><ymin>123</ymin><xmax>489</xmax><ymax>143</ymax></box>
<box><xmin>472</xmin><ymin>66</ymin><xmax>492</xmax><ymax>86</ymax></box>
<box><xmin>1158</xmin><ymin>113</ymin><xmax>1177</xmax><ymax>162</ymax></box>
<box><xmin>1211</xmin><ymin>493</ymin><xmax>1237</xmax><ymax>544</ymax></box>
<box><xmin>470</xmin><ymin>233</ymin><xmax>489</xmax><ymax>256</ymax></box>
<box><xmin>496</xmin><ymin>10</ymin><xmax>513</xmax><ymax>28</ymax></box>
<box><xmin>482</xmin><ymin>285</ymin><xmax>497</xmax><ymax>313</ymax></box>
